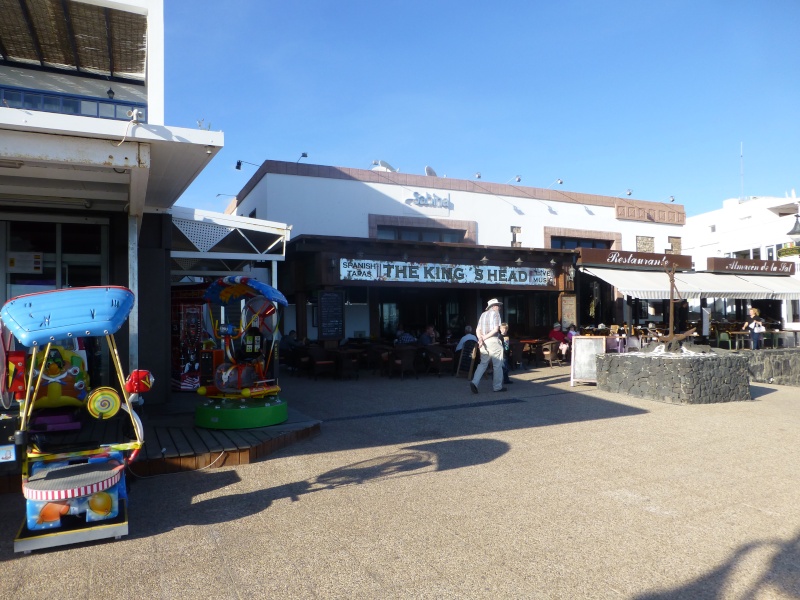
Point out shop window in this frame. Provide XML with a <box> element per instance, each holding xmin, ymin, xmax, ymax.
<box><xmin>551</xmin><ymin>237</ymin><xmax>611</xmax><ymax>250</ymax></box>
<box><xmin>377</xmin><ymin>226</ymin><xmax>465</xmax><ymax>243</ymax></box>
<box><xmin>752</xmin><ymin>248</ymin><xmax>761</xmax><ymax>259</ymax></box>
<box><xmin>379</xmin><ymin>303</ymin><xmax>400</xmax><ymax>338</ymax></box>
<box><xmin>62</xmin><ymin>223</ymin><xmax>102</xmax><ymax>254</ymax></box>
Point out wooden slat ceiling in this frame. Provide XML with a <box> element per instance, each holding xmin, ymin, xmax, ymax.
<box><xmin>0</xmin><ymin>0</ymin><xmax>146</xmax><ymax>82</ymax></box>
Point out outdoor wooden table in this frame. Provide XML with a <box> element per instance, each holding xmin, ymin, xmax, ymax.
<box><xmin>519</xmin><ymin>338</ymin><xmax>547</xmax><ymax>366</ymax></box>
<box><xmin>730</xmin><ymin>331</ymin><xmax>751</xmax><ymax>350</ymax></box>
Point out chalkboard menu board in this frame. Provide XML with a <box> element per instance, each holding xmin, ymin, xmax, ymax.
<box><xmin>455</xmin><ymin>340</ymin><xmax>478</xmax><ymax>378</ymax></box>
<box><xmin>318</xmin><ymin>291</ymin><xmax>345</xmax><ymax>341</ymax></box>
<box><xmin>570</xmin><ymin>336</ymin><xmax>606</xmax><ymax>386</ymax></box>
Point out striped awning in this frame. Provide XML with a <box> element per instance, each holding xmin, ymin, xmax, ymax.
<box><xmin>583</xmin><ymin>267</ymin><xmax>800</xmax><ymax>300</ymax></box>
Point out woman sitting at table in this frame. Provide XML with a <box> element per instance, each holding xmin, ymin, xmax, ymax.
<box><xmin>549</xmin><ymin>322</ymin><xmax>570</xmax><ymax>360</ymax></box>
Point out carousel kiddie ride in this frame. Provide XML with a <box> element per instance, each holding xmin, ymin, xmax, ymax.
<box><xmin>0</xmin><ymin>286</ymin><xmax>151</xmax><ymax>553</ymax></box>
<box><xmin>194</xmin><ymin>276</ymin><xmax>289</xmax><ymax>430</ymax></box>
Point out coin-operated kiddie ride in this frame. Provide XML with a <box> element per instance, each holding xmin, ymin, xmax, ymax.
<box><xmin>0</xmin><ymin>286</ymin><xmax>151</xmax><ymax>553</ymax></box>
<box><xmin>194</xmin><ymin>276</ymin><xmax>289</xmax><ymax>429</ymax></box>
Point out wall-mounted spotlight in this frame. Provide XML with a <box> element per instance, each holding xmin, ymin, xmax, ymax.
<box><xmin>505</xmin><ymin>175</ymin><xmax>521</xmax><ymax>184</ymax></box>
<box><xmin>106</xmin><ymin>88</ymin><xmax>115</xmax><ymax>100</ymax></box>
<box><xmin>626</xmin><ymin>189</ymin><xmax>633</xmax><ymax>196</ymax></box>
<box><xmin>475</xmin><ymin>172</ymin><xmax>481</xmax><ymax>179</ymax></box>
<box><xmin>514</xmin><ymin>258</ymin><xmax>523</xmax><ymax>266</ymax></box>
<box><xmin>669</xmin><ymin>196</ymin><xmax>675</xmax><ymax>203</ymax></box>
<box><xmin>235</xmin><ymin>160</ymin><xmax>260</xmax><ymax>170</ymax></box>
<box><xmin>297</xmin><ymin>152</ymin><xmax>308</xmax><ymax>163</ymax></box>
<box><xmin>480</xmin><ymin>256</ymin><xmax>490</xmax><ymax>265</ymax></box>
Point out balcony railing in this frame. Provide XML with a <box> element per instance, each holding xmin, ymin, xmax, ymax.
<box><xmin>0</xmin><ymin>84</ymin><xmax>147</xmax><ymax>123</ymax></box>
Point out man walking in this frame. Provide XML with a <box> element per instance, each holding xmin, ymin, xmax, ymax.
<box><xmin>470</xmin><ymin>298</ymin><xmax>506</xmax><ymax>393</ymax></box>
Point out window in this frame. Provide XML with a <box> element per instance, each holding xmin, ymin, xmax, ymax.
<box><xmin>376</xmin><ymin>226</ymin><xmax>465</xmax><ymax>243</ymax></box>
<box><xmin>551</xmin><ymin>237</ymin><xmax>611</xmax><ymax>250</ymax></box>
<box><xmin>752</xmin><ymin>248</ymin><xmax>761</xmax><ymax>259</ymax></box>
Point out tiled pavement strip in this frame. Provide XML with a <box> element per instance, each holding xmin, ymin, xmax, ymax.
<box><xmin>1</xmin><ymin>363</ymin><xmax>799</xmax><ymax>599</ymax></box>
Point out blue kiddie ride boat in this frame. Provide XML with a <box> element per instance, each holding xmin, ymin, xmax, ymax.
<box><xmin>0</xmin><ymin>286</ymin><xmax>151</xmax><ymax>553</ymax></box>
<box><xmin>194</xmin><ymin>276</ymin><xmax>289</xmax><ymax>429</ymax></box>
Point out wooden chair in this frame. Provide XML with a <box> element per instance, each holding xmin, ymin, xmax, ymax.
<box><xmin>540</xmin><ymin>341</ymin><xmax>562</xmax><ymax>367</ymax></box>
<box><xmin>389</xmin><ymin>346</ymin><xmax>418</xmax><ymax>380</ymax></box>
<box><xmin>307</xmin><ymin>346</ymin><xmax>336</xmax><ymax>380</ymax></box>
<box><xmin>424</xmin><ymin>345</ymin><xmax>454</xmax><ymax>377</ymax></box>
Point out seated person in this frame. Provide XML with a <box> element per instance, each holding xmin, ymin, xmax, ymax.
<box><xmin>455</xmin><ymin>325</ymin><xmax>478</xmax><ymax>352</ymax></box>
<box><xmin>549</xmin><ymin>322</ymin><xmax>570</xmax><ymax>359</ymax></box>
<box><xmin>279</xmin><ymin>329</ymin><xmax>303</xmax><ymax>353</ymax></box>
<box><xmin>418</xmin><ymin>325</ymin><xmax>437</xmax><ymax>346</ymax></box>
<box><xmin>566</xmin><ymin>323</ymin><xmax>578</xmax><ymax>343</ymax></box>
<box><xmin>395</xmin><ymin>328</ymin><xmax>417</xmax><ymax>345</ymax></box>
<box><xmin>549</xmin><ymin>322</ymin><xmax>567</xmax><ymax>344</ymax></box>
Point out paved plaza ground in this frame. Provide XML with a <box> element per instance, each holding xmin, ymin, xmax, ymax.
<box><xmin>1</xmin><ymin>364</ymin><xmax>799</xmax><ymax>599</ymax></box>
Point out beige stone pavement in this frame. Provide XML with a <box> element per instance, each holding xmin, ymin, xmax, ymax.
<box><xmin>1</xmin><ymin>363</ymin><xmax>799</xmax><ymax>599</ymax></box>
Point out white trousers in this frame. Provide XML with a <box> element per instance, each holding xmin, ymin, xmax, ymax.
<box><xmin>471</xmin><ymin>337</ymin><xmax>505</xmax><ymax>391</ymax></box>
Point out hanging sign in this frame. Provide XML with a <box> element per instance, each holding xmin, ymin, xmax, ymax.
<box><xmin>339</xmin><ymin>259</ymin><xmax>556</xmax><ymax>287</ymax></box>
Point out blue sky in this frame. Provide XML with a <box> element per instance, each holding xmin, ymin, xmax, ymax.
<box><xmin>165</xmin><ymin>1</ymin><xmax>800</xmax><ymax>216</ymax></box>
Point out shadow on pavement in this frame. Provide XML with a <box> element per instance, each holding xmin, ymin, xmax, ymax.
<box><xmin>126</xmin><ymin>438</ymin><xmax>509</xmax><ymax>537</ymax></box>
<box><xmin>634</xmin><ymin>528</ymin><xmax>800</xmax><ymax>599</ymax></box>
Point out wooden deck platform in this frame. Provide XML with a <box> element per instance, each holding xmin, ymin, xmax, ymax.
<box><xmin>0</xmin><ymin>406</ymin><xmax>321</xmax><ymax>494</ymax></box>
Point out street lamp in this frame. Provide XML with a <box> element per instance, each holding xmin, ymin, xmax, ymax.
<box><xmin>788</xmin><ymin>210</ymin><xmax>800</xmax><ymax>244</ymax></box>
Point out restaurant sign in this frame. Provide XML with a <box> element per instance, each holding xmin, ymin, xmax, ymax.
<box><xmin>707</xmin><ymin>257</ymin><xmax>796</xmax><ymax>276</ymax></box>
<box><xmin>339</xmin><ymin>259</ymin><xmax>556</xmax><ymax>286</ymax></box>
<box><xmin>579</xmin><ymin>248</ymin><xmax>692</xmax><ymax>270</ymax></box>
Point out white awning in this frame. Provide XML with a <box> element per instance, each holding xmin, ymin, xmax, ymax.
<box><xmin>674</xmin><ymin>272</ymin><xmax>773</xmax><ymax>299</ymax></box>
<box><xmin>584</xmin><ymin>266</ymin><xmax>800</xmax><ymax>300</ymax></box>
<box><xmin>581</xmin><ymin>267</ymin><xmax>684</xmax><ymax>299</ymax></box>
<box><xmin>734</xmin><ymin>275</ymin><xmax>800</xmax><ymax>300</ymax></box>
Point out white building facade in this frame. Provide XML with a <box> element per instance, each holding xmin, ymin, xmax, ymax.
<box><xmin>684</xmin><ymin>196</ymin><xmax>800</xmax><ymax>330</ymax></box>
<box><xmin>0</xmin><ymin>1</ymin><xmax>292</xmax><ymax>403</ymax></box>
<box><xmin>228</xmin><ymin>161</ymin><xmax>688</xmax><ymax>340</ymax></box>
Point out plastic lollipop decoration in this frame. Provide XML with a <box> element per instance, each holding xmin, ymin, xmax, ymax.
<box><xmin>86</xmin><ymin>387</ymin><xmax>121</xmax><ymax>420</ymax></box>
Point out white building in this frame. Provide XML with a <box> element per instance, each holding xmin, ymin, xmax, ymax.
<box><xmin>0</xmin><ymin>0</ymin><xmax>290</xmax><ymax>403</ymax></box>
<box><xmin>227</xmin><ymin>160</ymin><xmax>688</xmax><ymax>339</ymax></box>
<box><xmin>684</xmin><ymin>195</ymin><xmax>800</xmax><ymax>330</ymax></box>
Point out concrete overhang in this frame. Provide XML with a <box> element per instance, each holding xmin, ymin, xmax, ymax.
<box><xmin>0</xmin><ymin>107</ymin><xmax>222</xmax><ymax>214</ymax></box>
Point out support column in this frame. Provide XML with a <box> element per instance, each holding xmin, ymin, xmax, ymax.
<box><xmin>128</xmin><ymin>215</ymin><xmax>139</xmax><ymax>375</ymax></box>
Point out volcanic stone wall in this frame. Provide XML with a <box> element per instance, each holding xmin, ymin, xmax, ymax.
<box><xmin>596</xmin><ymin>353</ymin><xmax>751</xmax><ymax>404</ymax></box>
<box><xmin>744</xmin><ymin>349</ymin><xmax>800</xmax><ymax>386</ymax></box>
